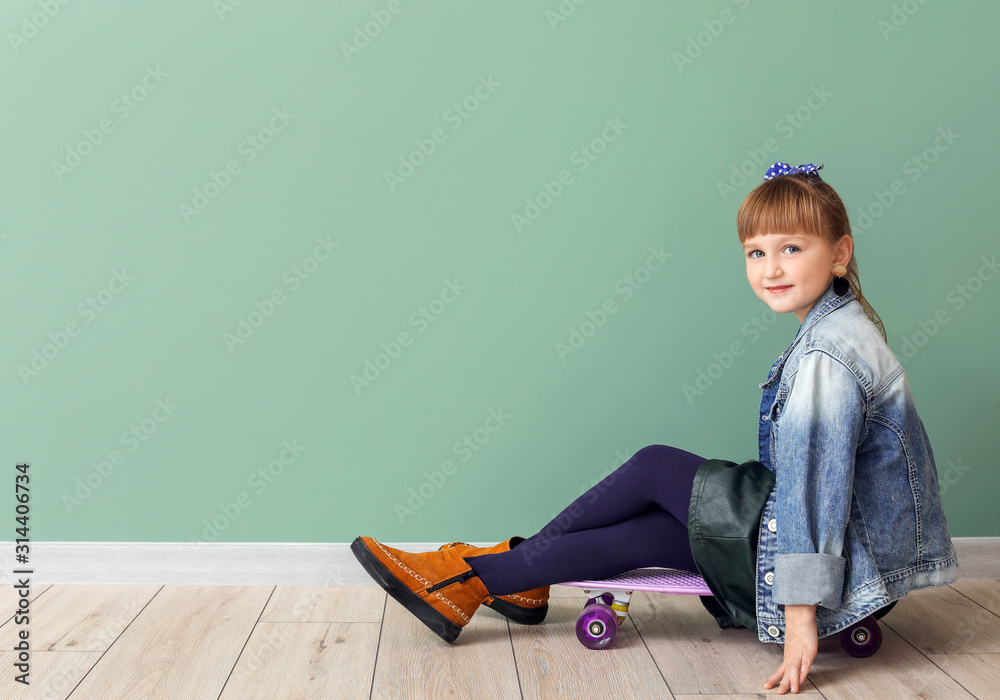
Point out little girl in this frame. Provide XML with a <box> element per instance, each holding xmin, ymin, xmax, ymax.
<box><xmin>352</xmin><ymin>161</ymin><xmax>958</xmax><ymax>694</ymax></box>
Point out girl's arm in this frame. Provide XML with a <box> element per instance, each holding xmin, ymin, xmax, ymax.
<box><xmin>763</xmin><ymin>604</ymin><xmax>817</xmax><ymax>694</ymax></box>
<box><xmin>767</xmin><ymin>348</ymin><xmax>866</xmax><ymax>691</ymax></box>
<box><xmin>771</xmin><ymin>348</ymin><xmax>865</xmax><ymax>610</ymax></box>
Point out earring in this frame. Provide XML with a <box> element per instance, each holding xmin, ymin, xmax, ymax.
<box><xmin>833</xmin><ymin>264</ymin><xmax>849</xmax><ymax>296</ymax></box>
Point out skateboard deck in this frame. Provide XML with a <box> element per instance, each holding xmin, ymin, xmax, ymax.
<box><xmin>559</xmin><ymin>567</ymin><xmax>883</xmax><ymax>656</ymax></box>
<box><xmin>559</xmin><ymin>567</ymin><xmax>710</xmax><ymax>649</ymax></box>
<box><xmin>561</xmin><ymin>567</ymin><xmax>712</xmax><ymax>595</ymax></box>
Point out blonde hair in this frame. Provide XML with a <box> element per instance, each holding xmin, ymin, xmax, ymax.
<box><xmin>736</xmin><ymin>174</ymin><xmax>886</xmax><ymax>341</ymax></box>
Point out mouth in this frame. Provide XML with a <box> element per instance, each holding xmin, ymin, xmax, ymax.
<box><xmin>766</xmin><ymin>285</ymin><xmax>792</xmax><ymax>294</ymax></box>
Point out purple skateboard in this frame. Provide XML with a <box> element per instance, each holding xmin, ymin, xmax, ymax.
<box><xmin>560</xmin><ymin>567</ymin><xmax>883</xmax><ymax>656</ymax></box>
<box><xmin>560</xmin><ymin>568</ymin><xmax>710</xmax><ymax>649</ymax></box>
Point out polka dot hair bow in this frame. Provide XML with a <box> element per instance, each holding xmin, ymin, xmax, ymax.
<box><xmin>764</xmin><ymin>162</ymin><xmax>824</xmax><ymax>180</ymax></box>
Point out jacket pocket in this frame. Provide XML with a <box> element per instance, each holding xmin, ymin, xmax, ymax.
<box><xmin>767</xmin><ymin>394</ymin><xmax>782</xmax><ymax>423</ymax></box>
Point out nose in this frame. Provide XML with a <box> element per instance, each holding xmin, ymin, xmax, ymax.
<box><xmin>764</xmin><ymin>258</ymin><xmax>782</xmax><ymax>279</ymax></box>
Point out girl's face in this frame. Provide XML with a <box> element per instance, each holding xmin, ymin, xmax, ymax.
<box><xmin>742</xmin><ymin>230</ymin><xmax>851</xmax><ymax>323</ymax></box>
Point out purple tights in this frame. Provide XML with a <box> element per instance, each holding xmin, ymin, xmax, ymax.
<box><xmin>464</xmin><ymin>444</ymin><xmax>705</xmax><ymax>596</ymax></box>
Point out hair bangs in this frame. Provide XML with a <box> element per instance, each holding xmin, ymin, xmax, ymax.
<box><xmin>737</xmin><ymin>176</ymin><xmax>826</xmax><ymax>243</ymax></box>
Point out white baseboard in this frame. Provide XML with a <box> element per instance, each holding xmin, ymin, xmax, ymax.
<box><xmin>0</xmin><ymin>542</ymin><xmax>486</xmax><ymax>586</ymax></box>
<box><xmin>1</xmin><ymin>538</ymin><xmax>996</xmax><ymax>585</ymax></box>
<box><xmin>952</xmin><ymin>537</ymin><xmax>1000</xmax><ymax>579</ymax></box>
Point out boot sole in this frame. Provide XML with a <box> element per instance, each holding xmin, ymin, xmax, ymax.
<box><xmin>350</xmin><ymin>537</ymin><xmax>463</xmax><ymax>644</ymax></box>
<box><xmin>485</xmin><ymin>597</ymin><xmax>548</xmax><ymax>625</ymax></box>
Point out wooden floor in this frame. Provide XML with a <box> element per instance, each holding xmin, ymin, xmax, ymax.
<box><xmin>1</xmin><ymin>580</ymin><xmax>998</xmax><ymax>699</ymax></box>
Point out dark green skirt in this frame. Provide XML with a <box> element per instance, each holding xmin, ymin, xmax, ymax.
<box><xmin>687</xmin><ymin>458</ymin><xmax>775</xmax><ymax>630</ymax></box>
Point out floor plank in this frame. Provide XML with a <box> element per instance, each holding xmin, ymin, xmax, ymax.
<box><xmin>952</xmin><ymin>579</ymin><xmax>1000</xmax><ymax>617</ymax></box>
<box><xmin>0</xmin><ymin>584</ymin><xmax>159</xmax><ymax>652</ymax></box>
<box><xmin>0</xmin><ymin>650</ymin><xmax>101</xmax><ymax>699</ymax></box>
<box><xmin>548</xmin><ymin>585</ymin><xmax>586</xmax><ymax>599</ymax></box>
<box><xmin>220</xmin><ymin>621</ymin><xmax>381</xmax><ymax>699</ymax></box>
<box><xmin>510</xmin><ymin>596</ymin><xmax>674</xmax><ymax>699</ymax></box>
<box><xmin>0</xmin><ymin>581</ymin><xmax>995</xmax><ymax>698</ymax></box>
<box><xmin>927</xmin><ymin>653</ymin><xmax>1000</xmax><ymax>699</ymax></box>
<box><xmin>0</xmin><ymin>583</ymin><xmax>52</xmax><ymax>629</ymax></box>
<box><xmin>883</xmin><ymin>586</ymin><xmax>1000</xmax><ymax>654</ymax></box>
<box><xmin>807</xmin><ymin>626</ymin><xmax>976</xmax><ymax>698</ymax></box>
<box><xmin>260</xmin><ymin>585</ymin><xmax>385</xmax><ymax>623</ymax></box>
<box><xmin>628</xmin><ymin>592</ymin><xmax>819</xmax><ymax>695</ymax></box>
<box><xmin>371</xmin><ymin>597</ymin><xmax>520</xmax><ymax>699</ymax></box>
<box><xmin>674</xmin><ymin>695</ymin><xmax>782</xmax><ymax>700</ymax></box>
<box><xmin>68</xmin><ymin>585</ymin><xmax>273</xmax><ymax>700</ymax></box>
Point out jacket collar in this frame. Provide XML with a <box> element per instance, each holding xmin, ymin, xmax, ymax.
<box><xmin>760</xmin><ymin>280</ymin><xmax>856</xmax><ymax>388</ymax></box>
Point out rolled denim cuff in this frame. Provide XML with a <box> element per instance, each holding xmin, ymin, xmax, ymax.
<box><xmin>773</xmin><ymin>553</ymin><xmax>845</xmax><ymax>609</ymax></box>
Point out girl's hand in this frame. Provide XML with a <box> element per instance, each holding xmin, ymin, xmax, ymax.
<box><xmin>763</xmin><ymin>604</ymin><xmax>818</xmax><ymax>694</ymax></box>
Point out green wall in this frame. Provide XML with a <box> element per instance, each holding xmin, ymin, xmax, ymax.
<box><xmin>3</xmin><ymin>1</ymin><xmax>997</xmax><ymax>544</ymax></box>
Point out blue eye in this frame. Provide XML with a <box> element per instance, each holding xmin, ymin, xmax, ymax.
<box><xmin>747</xmin><ymin>250</ymin><xmax>763</xmax><ymax>259</ymax></box>
<box><xmin>784</xmin><ymin>245</ymin><xmax>800</xmax><ymax>254</ymax></box>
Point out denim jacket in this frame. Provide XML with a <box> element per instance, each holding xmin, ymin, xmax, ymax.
<box><xmin>753</xmin><ymin>281</ymin><xmax>957</xmax><ymax>643</ymax></box>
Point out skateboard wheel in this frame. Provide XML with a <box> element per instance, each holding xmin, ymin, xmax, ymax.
<box><xmin>576</xmin><ymin>603</ymin><xmax>618</xmax><ymax>650</ymax></box>
<box><xmin>584</xmin><ymin>593</ymin><xmax>613</xmax><ymax>609</ymax></box>
<box><xmin>839</xmin><ymin>616</ymin><xmax>882</xmax><ymax>657</ymax></box>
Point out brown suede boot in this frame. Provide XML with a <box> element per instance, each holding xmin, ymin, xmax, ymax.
<box><xmin>439</xmin><ymin>537</ymin><xmax>549</xmax><ymax>625</ymax></box>
<box><xmin>351</xmin><ymin>536</ymin><xmax>490</xmax><ymax>644</ymax></box>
